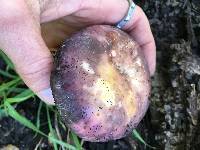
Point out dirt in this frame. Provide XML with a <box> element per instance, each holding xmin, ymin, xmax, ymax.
<box><xmin>0</xmin><ymin>0</ymin><xmax>200</xmax><ymax>149</ymax></box>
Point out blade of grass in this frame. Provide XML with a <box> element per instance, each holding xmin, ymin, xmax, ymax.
<box><xmin>0</xmin><ymin>89</ymin><xmax>34</xmax><ymax>108</ymax></box>
<box><xmin>7</xmin><ymin>87</ymin><xmax>28</xmax><ymax>94</ymax></box>
<box><xmin>6</xmin><ymin>89</ymin><xmax>34</xmax><ymax>104</ymax></box>
<box><xmin>49</xmin><ymin>131</ymin><xmax>59</xmax><ymax>150</ymax></box>
<box><xmin>54</xmin><ymin>112</ymin><xmax>65</xmax><ymax>150</ymax></box>
<box><xmin>1</xmin><ymin>91</ymin><xmax>6</xmax><ymax>109</ymax></box>
<box><xmin>34</xmin><ymin>101</ymin><xmax>43</xmax><ymax>138</ymax></box>
<box><xmin>0</xmin><ymin>50</ymin><xmax>14</xmax><ymax>69</ymax></box>
<box><xmin>71</xmin><ymin>132</ymin><xmax>82</xmax><ymax>150</ymax></box>
<box><xmin>15</xmin><ymin>89</ymin><xmax>34</xmax><ymax>98</ymax></box>
<box><xmin>0</xmin><ymin>77</ymin><xmax>21</xmax><ymax>93</ymax></box>
<box><xmin>49</xmin><ymin>137</ymin><xmax>76</xmax><ymax>150</ymax></box>
<box><xmin>0</xmin><ymin>108</ymin><xmax>7</xmax><ymax>119</ymax></box>
<box><xmin>132</xmin><ymin>129</ymin><xmax>156</xmax><ymax>149</ymax></box>
<box><xmin>80</xmin><ymin>139</ymin><xmax>84</xmax><ymax>147</ymax></box>
<box><xmin>6</xmin><ymin>83</ymin><xmax>24</xmax><ymax>96</ymax></box>
<box><xmin>46</xmin><ymin>105</ymin><xmax>58</xmax><ymax>150</ymax></box>
<box><xmin>4</xmin><ymin>101</ymin><xmax>44</xmax><ymax>135</ymax></box>
<box><xmin>4</xmin><ymin>101</ymin><xmax>76</xmax><ymax>150</ymax></box>
<box><xmin>0</xmin><ymin>69</ymin><xmax>17</xmax><ymax>79</ymax></box>
<box><xmin>47</xmin><ymin>105</ymin><xmax>57</xmax><ymax>113</ymax></box>
<box><xmin>36</xmin><ymin>101</ymin><xmax>43</xmax><ymax>129</ymax></box>
<box><xmin>0</xmin><ymin>90</ymin><xmax>6</xmax><ymax>99</ymax></box>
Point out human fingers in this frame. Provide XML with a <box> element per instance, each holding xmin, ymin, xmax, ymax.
<box><xmin>0</xmin><ymin>0</ymin><xmax>54</xmax><ymax>104</ymax></box>
<box><xmin>122</xmin><ymin>6</ymin><xmax>156</xmax><ymax>75</ymax></box>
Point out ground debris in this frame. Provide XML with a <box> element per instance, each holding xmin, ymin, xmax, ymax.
<box><xmin>133</xmin><ymin>0</ymin><xmax>200</xmax><ymax>149</ymax></box>
<box><xmin>0</xmin><ymin>145</ymin><xmax>19</xmax><ymax>150</ymax></box>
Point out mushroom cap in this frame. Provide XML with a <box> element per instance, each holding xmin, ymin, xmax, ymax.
<box><xmin>51</xmin><ymin>25</ymin><xmax>150</xmax><ymax>142</ymax></box>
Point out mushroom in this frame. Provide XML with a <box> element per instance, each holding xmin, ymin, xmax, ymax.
<box><xmin>51</xmin><ymin>25</ymin><xmax>150</xmax><ymax>142</ymax></box>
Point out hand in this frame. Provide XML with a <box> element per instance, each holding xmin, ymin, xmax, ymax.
<box><xmin>0</xmin><ymin>0</ymin><xmax>156</xmax><ymax>105</ymax></box>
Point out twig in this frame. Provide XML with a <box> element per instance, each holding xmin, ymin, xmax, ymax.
<box><xmin>34</xmin><ymin>138</ymin><xmax>43</xmax><ymax>150</ymax></box>
<box><xmin>186</xmin><ymin>1</ymin><xmax>198</xmax><ymax>50</ymax></box>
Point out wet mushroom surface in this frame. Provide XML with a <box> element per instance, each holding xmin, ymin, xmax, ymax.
<box><xmin>51</xmin><ymin>25</ymin><xmax>151</xmax><ymax>142</ymax></box>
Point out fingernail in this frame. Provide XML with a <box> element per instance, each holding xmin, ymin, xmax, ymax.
<box><xmin>37</xmin><ymin>88</ymin><xmax>55</xmax><ymax>105</ymax></box>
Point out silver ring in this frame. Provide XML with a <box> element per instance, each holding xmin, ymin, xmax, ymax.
<box><xmin>116</xmin><ymin>0</ymin><xmax>136</xmax><ymax>29</ymax></box>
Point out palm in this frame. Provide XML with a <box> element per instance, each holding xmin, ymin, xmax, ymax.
<box><xmin>41</xmin><ymin>19</ymin><xmax>82</xmax><ymax>49</ymax></box>
<box><xmin>40</xmin><ymin>0</ymin><xmax>130</xmax><ymax>49</ymax></box>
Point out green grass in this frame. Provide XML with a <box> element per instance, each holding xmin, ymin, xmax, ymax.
<box><xmin>0</xmin><ymin>50</ymin><xmax>81</xmax><ymax>150</ymax></box>
<box><xmin>0</xmin><ymin>50</ymin><xmax>154</xmax><ymax>149</ymax></box>
<box><xmin>132</xmin><ymin>129</ymin><xmax>156</xmax><ymax>149</ymax></box>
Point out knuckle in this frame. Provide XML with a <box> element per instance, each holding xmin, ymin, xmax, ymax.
<box><xmin>136</xmin><ymin>5</ymin><xmax>144</xmax><ymax>15</ymax></box>
<box><xmin>19</xmin><ymin>56</ymin><xmax>52</xmax><ymax>78</ymax></box>
<box><xmin>16</xmin><ymin>56</ymin><xmax>53</xmax><ymax>91</ymax></box>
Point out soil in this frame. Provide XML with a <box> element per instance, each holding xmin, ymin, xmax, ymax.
<box><xmin>0</xmin><ymin>0</ymin><xmax>200</xmax><ymax>149</ymax></box>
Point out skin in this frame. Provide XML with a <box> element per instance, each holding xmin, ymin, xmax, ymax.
<box><xmin>0</xmin><ymin>0</ymin><xmax>156</xmax><ymax>105</ymax></box>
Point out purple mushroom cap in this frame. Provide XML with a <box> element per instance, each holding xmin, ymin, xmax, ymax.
<box><xmin>51</xmin><ymin>25</ymin><xmax>151</xmax><ymax>142</ymax></box>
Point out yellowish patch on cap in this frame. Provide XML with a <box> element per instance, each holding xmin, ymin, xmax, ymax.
<box><xmin>96</xmin><ymin>55</ymin><xmax>137</xmax><ymax>119</ymax></box>
<box><xmin>122</xmin><ymin>90</ymin><xmax>137</xmax><ymax>119</ymax></box>
<box><xmin>95</xmin><ymin>78</ymin><xmax>116</xmax><ymax>107</ymax></box>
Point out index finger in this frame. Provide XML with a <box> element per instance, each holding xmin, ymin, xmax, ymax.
<box><xmin>123</xmin><ymin>6</ymin><xmax>156</xmax><ymax>75</ymax></box>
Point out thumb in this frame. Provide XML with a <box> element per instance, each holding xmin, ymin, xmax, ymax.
<box><xmin>0</xmin><ymin>1</ymin><xmax>54</xmax><ymax>105</ymax></box>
